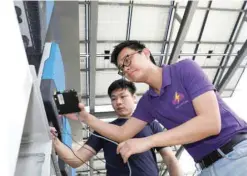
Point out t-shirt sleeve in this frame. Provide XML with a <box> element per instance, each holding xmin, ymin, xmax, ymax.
<box><xmin>85</xmin><ymin>132</ymin><xmax>104</xmax><ymax>153</ymax></box>
<box><xmin>149</xmin><ymin>121</ymin><xmax>165</xmax><ymax>152</ymax></box>
<box><xmin>178</xmin><ymin>59</ymin><xmax>216</xmax><ymax>100</ymax></box>
<box><xmin>132</xmin><ymin>93</ymin><xmax>155</xmax><ymax>123</ymax></box>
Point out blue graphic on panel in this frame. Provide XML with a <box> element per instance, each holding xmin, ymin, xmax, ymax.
<box><xmin>46</xmin><ymin>1</ymin><xmax>54</xmax><ymax>29</ymax></box>
<box><xmin>42</xmin><ymin>43</ymin><xmax>75</xmax><ymax>176</ymax></box>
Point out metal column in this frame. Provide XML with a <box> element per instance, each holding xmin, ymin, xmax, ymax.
<box><xmin>168</xmin><ymin>1</ymin><xmax>198</xmax><ymax>64</ymax></box>
<box><xmin>159</xmin><ymin>1</ymin><xmax>175</xmax><ymax>66</ymax></box>
<box><xmin>88</xmin><ymin>1</ymin><xmax>98</xmax><ymax>175</ymax></box>
<box><xmin>126</xmin><ymin>0</ymin><xmax>133</xmax><ymax>40</ymax></box>
<box><xmin>89</xmin><ymin>1</ymin><xmax>98</xmax><ymax>113</ymax></box>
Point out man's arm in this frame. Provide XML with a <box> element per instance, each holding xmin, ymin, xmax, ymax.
<box><xmin>54</xmin><ymin>138</ymin><xmax>95</xmax><ymax>168</ymax></box>
<box><xmin>159</xmin><ymin>148</ymin><xmax>183</xmax><ymax>176</ymax></box>
<box><xmin>85</xmin><ymin>113</ymin><xmax>147</xmax><ymax>142</ymax></box>
<box><xmin>117</xmin><ymin>91</ymin><xmax>221</xmax><ymax>163</ymax></box>
<box><xmin>148</xmin><ymin>90</ymin><xmax>221</xmax><ymax>147</ymax></box>
<box><xmin>51</xmin><ymin>127</ymin><xmax>95</xmax><ymax>168</ymax></box>
<box><xmin>66</xmin><ymin>108</ymin><xmax>147</xmax><ymax>143</ymax></box>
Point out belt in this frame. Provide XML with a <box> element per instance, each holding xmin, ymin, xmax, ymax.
<box><xmin>197</xmin><ymin>133</ymin><xmax>247</xmax><ymax>170</ymax></box>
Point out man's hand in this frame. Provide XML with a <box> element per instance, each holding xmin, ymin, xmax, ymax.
<box><xmin>50</xmin><ymin>127</ymin><xmax>59</xmax><ymax>145</ymax></box>
<box><xmin>62</xmin><ymin>103</ymin><xmax>90</xmax><ymax>122</ymax></box>
<box><xmin>117</xmin><ymin>138</ymin><xmax>153</xmax><ymax>163</ymax></box>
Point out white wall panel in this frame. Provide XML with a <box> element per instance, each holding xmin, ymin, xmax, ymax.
<box><xmin>225</xmin><ymin>68</ymin><xmax>245</xmax><ymax>89</ymax></box>
<box><xmin>134</xmin><ymin>0</ymin><xmax>170</xmax><ymax>5</ymax></box>
<box><xmin>98</xmin><ymin>0</ymin><xmax>129</xmax><ymax>2</ymax></box>
<box><xmin>98</xmin><ymin>5</ymin><xmax>128</xmax><ymax>40</ymax></box>
<box><xmin>96</xmin><ymin>71</ymin><xmax>122</xmax><ymax>95</ymax></box>
<box><xmin>144</xmin><ymin>43</ymin><xmax>162</xmax><ymax>53</ymax></box>
<box><xmin>201</xmin><ymin>11</ymin><xmax>239</xmax><ymax>42</ymax></box>
<box><xmin>79</xmin><ymin>5</ymin><xmax>85</xmax><ymax>40</ymax></box>
<box><xmin>79</xmin><ymin>43</ymin><xmax>86</xmax><ymax>53</ymax></box>
<box><xmin>130</xmin><ymin>6</ymin><xmax>169</xmax><ymax>40</ymax></box>
<box><xmin>221</xmin><ymin>90</ymin><xmax>233</xmax><ymax>97</ymax></box>
<box><xmin>211</xmin><ymin>0</ymin><xmax>243</xmax><ymax>9</ymax></box>
<box><xmin>202</xmin><ymin>68</ymin><xmax>218</xmax><ymax>82</ymax></box>
<box><xmin>80</xmin><ymin>71</ymin><xmax>87</xmax><ymax>95</ymax></box>
<box><xmin>237</xmin><ymin>22</ymin><xmax>247</xmax><ymax>43</ymax></box>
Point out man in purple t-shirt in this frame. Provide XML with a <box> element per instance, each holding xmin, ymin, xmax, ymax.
<box><xmin>66</xmin><ymin>41</ymin><xmax>247</xmax><ymax>176</ymax></box>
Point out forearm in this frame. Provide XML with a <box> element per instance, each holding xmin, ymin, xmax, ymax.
<box><xmin>148</xmin><ymin>115</ymin><xmax>221</xmax><ymax>147</ymax></box>
<box><xmin>84</xmin><ymin>114</ymin><xmax>129</xmax><ymax>142</ymax></box>
<box><xmin>53</xmin><ymin>139</ymin><xmax>83</xmax><ymax>168</ymax></box>
<box><xmin>163</xmin><ymin>155</ymin><xmax>183</xmax><ymax>176</ymax></box>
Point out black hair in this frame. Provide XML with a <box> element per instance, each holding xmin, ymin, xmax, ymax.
<box><xmin>111</xmin><ymin>40</ymin><xmax>156</xmax><ymax>66</ymax></box>
<box><xmin>108</xmin><ymin>79</ymin><xmax>136</xmax><ymax>97</ymax></box>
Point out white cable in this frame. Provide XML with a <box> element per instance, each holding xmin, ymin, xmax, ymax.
<box><xmin>76</xmin><ymin>114</ymin><xmax>132</xmax><ymax>176</ymax></box>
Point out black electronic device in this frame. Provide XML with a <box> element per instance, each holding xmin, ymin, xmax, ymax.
<box><xmin>53</xmin><ymin>89</ymin><xmax>80</xmax><ymax>115</ymax></box>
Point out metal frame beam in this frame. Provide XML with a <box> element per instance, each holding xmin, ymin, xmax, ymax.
<box><xmin>192</xmin><ymin>1</ymin><xmax>212</xmax><ymax>61</ymax></box>
<box><xmin>80</xmin><ymin>52</ymin><xmax>239</xmax><ymax>57</ymax></box>
<box><xmin>217</xmin><ymin>40</ymin><xmax>247</xmax><ymax>93</ymax></box>
<box><xmin>168</xmin><ymin>1</ymin><xmax>198</xmax><ymax>64</ymax></box>
<box><xmin>88</xmin><ymin>2</ymin><xmax>98</xmax><ymax>175</ymax></box>
<box><xmin>80</xmin><ymin>39</ymin><xmax>245</xmax><ymax>45</ymax></box>
<box><xmin>94</xmin><ymin>1</ymin><xmax>247</xmax><ymax>12</ymax></box>
<box><xmin>126</xmin><ymin>0</ymin><xmax>133</xmax><ymax>40</ymax></box>
<box><xmin>85</xmin><ymin>1</ymin><xmax>90</xmax><ymax>106</ymax></box>
<box><xmin>80</xmin><ymin>65</ymin><xmax>246</xmax><ymax>72</ymax></box>
<box><xmin>88</xmin><ymin>1</ymin><xmax>98</xmax><ymax>113</ymax></box>
<box><xmin>174</xmin><ymin>12</ymin><xmax>182</xmax><ymax>23</ymax></box>
<box><xmin>159</xmin><ymin>1</ymin><xmax>175</xmax><ymax>66</ymax></box>
<box><xmin>163</xmin><ymin>3</ymin><xmax>179</xmax><ymax>65</ymax></box>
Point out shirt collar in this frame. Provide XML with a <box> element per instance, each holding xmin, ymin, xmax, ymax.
<box><xmin>148</xmin><ymin>64</ymin><xmax>171</xmax><ymax>97</ymax></box>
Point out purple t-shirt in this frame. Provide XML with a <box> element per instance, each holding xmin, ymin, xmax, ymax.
<box><xmin>133</xmin><ymin>59</ymin><xmax>247</xmax><ymax>162</ymax></box>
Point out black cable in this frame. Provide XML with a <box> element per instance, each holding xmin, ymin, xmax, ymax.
<box><xmin>52</xmin><ymin>132</ymin><xmax>103</xmax><ymax>175</ymax></box>
<box><xmin>53</xmin><ymin>117</ymin><xmax>132</xmax><ymax>175</ymax></box>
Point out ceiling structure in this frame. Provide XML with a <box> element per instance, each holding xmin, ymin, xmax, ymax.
<box><xmin>69</xmin><ymin>0</ymin><xmax>247</xmax><ymax>175</ymax></box>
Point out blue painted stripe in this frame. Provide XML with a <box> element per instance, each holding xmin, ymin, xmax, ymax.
<box><xmin>46</xmin><ymin>1</ymin><xmax>54</xmax><ymax>28</ymax></box>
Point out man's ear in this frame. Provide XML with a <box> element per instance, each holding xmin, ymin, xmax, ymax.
<box><xmin>142</xmin><ymin>48</ymin><xmax>150</xmax><ymax>59</ymax></box>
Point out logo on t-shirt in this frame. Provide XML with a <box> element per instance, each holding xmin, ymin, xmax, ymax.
<box><xmin>172</xmin><ymin>92</ymin><xmax>184</xmax><ymax>105</ymax></box>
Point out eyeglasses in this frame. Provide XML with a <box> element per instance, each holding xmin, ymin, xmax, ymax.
<box><xmin>118</xmin><ymin>50</ymin><xmax>142</xmax><ymax>76</ymax></box>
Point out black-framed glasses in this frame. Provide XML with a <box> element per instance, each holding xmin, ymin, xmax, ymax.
<box><xmin>118</xmin><ymin>50</ymin><xmax>142</xmax><ymax>76</ymax></box>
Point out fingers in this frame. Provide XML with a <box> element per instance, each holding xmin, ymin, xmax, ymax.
<box><xmin>117</xmin><ymin>142</ymin><xmax>132</xmax><ymax>163</ymax></box>
<box><xmin>117</xmin><ymin>142</ymin><xmax>125</xmax><ymax>154</ymax></box>
<box><xmin>78</xmin><ymin>103</ymin><xmax>85</xmax><ymax>110</ymax></box>
<box><xmin>123</xmin><ymin>151</ymin><xmax>132</xmax><ymax>163</ymax></box>
<box><xmin>50</xmin><ymin>127</ymin><xmax>57</xmax><ymax>134</ymax></box>
<box><xmin>49</xmin><ymin>127</ymin><xmax>58</xmax><ymax>140</ymax></box>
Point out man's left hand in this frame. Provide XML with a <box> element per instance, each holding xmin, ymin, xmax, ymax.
<box><xmin>117</xmin><ymin>137</ymin><xmax>153</xmax><ymax>163</ymax></box>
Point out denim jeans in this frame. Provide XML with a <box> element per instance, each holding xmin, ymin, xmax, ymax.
<box><xmin>196</xmin><ymin>139</ymin><xmax>247</xmax><ymax>176</ymax></box>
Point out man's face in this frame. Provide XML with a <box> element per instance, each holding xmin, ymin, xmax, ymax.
<box><xmin>110</xmin><ymin>88</ymin><xmax>136</xmax><ymax>117</ymax></box>
<box><xmin>117</xmin><ymin>47</ymin><xmax>151</xmax><ymax>82</ymax></box>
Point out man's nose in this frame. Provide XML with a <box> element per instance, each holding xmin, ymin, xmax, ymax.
<box><xmin>116</xmin><ymin>98</ymin><xmax>123</xmax><ymax>105</ymax></box>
